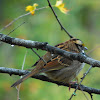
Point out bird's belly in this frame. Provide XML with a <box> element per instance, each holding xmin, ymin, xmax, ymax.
<box><xmin>45</xmin><ymin>61</ymin><xmax>85</xmax><ymax>83</ymax></box>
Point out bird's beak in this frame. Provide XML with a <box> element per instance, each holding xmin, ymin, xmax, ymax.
<box><xmin>82</xmin><ymin>43</ymin><xmax>88</xmax><ymax>51</ymax></box>
<box><xmin>84</xmin><ymin>46</ymin><xmax>88</xmax><ymax>51</ymax></box>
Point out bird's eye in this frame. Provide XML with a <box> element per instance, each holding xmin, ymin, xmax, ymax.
<box><xmin>78</xmin><ymin>44</ymin><xmax>82</xmax><ymax>47</ymax></box>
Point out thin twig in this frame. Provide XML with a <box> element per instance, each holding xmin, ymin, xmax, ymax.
<box><xmin>69</xmin><ymin>65</ymin><xmax>93</xmax><ymax>100</ymax></box>
<box><xmin>7</xmin><ymin>22</ymin><xmax>25</xmax><ymax>36</ymax></box>
<box><xmin>81</xmin><ymin>90</ymin><xmax>89</xmax><ymax>100</ymax></box>
<box><xmin>15</xmin><ymin>87</ymin><xmax>20</xmax><ymax>100</ymax></box>
<box><xmin>31</xmin><ymin>48</ymin><xmax>47</xmax><ymax>64</ymax></box>
<box><xmin>0</xmin><ymin>22</ymin><xmax>25</xmax><ymax>46</ymax></box>
<box><xmin>47</xmin><ymin>0</ymin><xmax>73</xmax><ymax>38</ymax></box>
<box><xmin>89</xmin><ymin>93</ymin><xmax>93</xmax><ymax>100</ymax></box>
<box><xmin>0</xmin><ymin>12</ymin><xmax>30</xmax><ymax>32</ymax></box>
<box><xmin>79</xmin><ymin>86</ymin><xmax>89</xmax><ymax>100</ymax></box>
<box><xmin>0</xmin><ymin>7</ymin><xmax>46</xmax><ymax>32</ymax></box>
<box><xmin>88</xmin><ymin>46</ymin><xmax>100</xmax><ymax>54</ymax></box>
<box><xmin>16</xmin><ymin>51</ymin><xmax>27</xmax><ymax>100</ymax></box>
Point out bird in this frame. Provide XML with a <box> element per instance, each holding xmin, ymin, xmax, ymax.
<box><xmin>11</xmin><ymin>37</ymin><xmax>87</xmax><ymax>87</ymax></box>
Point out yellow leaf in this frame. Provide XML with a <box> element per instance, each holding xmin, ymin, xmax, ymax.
<box><xmin>26</xmin><ymin>5</ymin><xmax>34</xmax><ymax>11</ymax></box>
<box><xmin>25</xmin><ymin>3</ymin><xmax>38</xmax><ymax>15</ymax></box>
<box><xmin>33</xmin><ymin>3</ymin><xmax>38</xmax><ymax>7</ymax></box>
<box><xmin>55</xmin><ymin>0</ymin><xmax>69</xmax><ymax>14</ymax></box>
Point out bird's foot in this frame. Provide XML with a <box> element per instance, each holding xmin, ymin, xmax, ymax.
<box><xmin>69</xmin><ymin>81</ymin><xmax>78</xmax><ymax>91</ymax></box>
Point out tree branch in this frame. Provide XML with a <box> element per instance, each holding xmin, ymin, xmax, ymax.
<box><xmin>69</xmin><ymin>65</ymin><xmax>93</xmax><ymax>100</ymax></box>
<box><xmin>47</xmin><ymin>0</ymin><xmax>73</xmax><ymax>38</ymax></box>
<box><xmin>0</xmin><ymin>33</ymin><xmax>100</xmax><ymax>68</ymax></box>
<box><xmin>0</xmin><ymin>67</ymin><xmax>100</xmax><ymax>95</ymax></box>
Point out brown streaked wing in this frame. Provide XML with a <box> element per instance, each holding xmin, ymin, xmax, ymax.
<box><xmin>57</xmin><ymin>55</ymin><xmax>73</xmax><ymax>66</ymax></box>
<box><xmin>43</xmin><ymin>58</ymin><xmax>63</xmax><ymax>71</ymax></box>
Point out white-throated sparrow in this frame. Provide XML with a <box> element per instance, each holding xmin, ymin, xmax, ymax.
<box><xmin>11</xmin><ymin>37</ymin><xmax>87</xmax><ymax>87</ymax></box>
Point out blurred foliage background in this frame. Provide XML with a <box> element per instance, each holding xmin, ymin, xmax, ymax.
<box><xmin>0</xmin><ymin>0</ymin><xmax>100</xmax><ymax>100</ymax></box>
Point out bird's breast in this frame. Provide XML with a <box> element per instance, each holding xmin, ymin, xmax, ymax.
<box><xmin>45</xmin><ymin>61</ymin><xmax>85</xmax><ymax>83</ymax></box>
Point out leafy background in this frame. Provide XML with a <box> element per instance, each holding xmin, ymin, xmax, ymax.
<box><xmin>0</xmin><ymin>0</ymin><xmax>100</xmax><ymax>100</ymax></box>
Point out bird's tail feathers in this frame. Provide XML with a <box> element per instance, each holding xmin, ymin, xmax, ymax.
<box><xmin>11</xmin><ymin>69</ymin><xmax>39</xmax><ymax>87</ymax></box>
